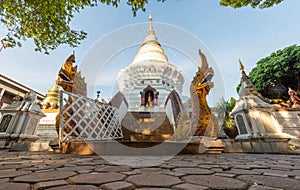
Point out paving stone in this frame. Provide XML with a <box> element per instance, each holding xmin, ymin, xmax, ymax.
<box><xmin>159</xmin><ymin>164</ymin><xmax>176</xmax><ymax>169</ymax></box>
<box><xmin>68</xmin><ymin>172</ymin><xmax>126</xmax><ymax>185</ymax></box>
<box><xmin>20</xmin><ymin>165</ymin><xmax>60</xmax><ymax>171</ymax></box>
<box><xmin>197</xmin><ymin>164</ymin><xmax>218</xmax><ymax>169</ymax></box>
<box><xmin>248</xmin><ymin>184</ymin><xmax>284</xmax><ymax>190</ymax></box>
<box><xmin>77</xmin><ymin>170</ymin><xmax>92</xmax><ymax>174</ymax></box>
<box><xmin>0</xmin><ymin>170</ymin><xmax>32</xmax><ymax>179</ymax></box>
<box><xmin>0</xmin><ymin>164</ymin><xmax>30</xmax><ymax>170</ymax></box>
<box><xmin>64</xmin><ymin>164</ymin><xmax>78</xmax><ymax>167</ymax></box>
<box><xmin>162</xmin><ymin>171</ymin><xmax>186</xmax><ymax>177</ymax></box>
<box><xmin>182</xmin><ymin>175</ymin><xmax>248</xmax><ymax>190</ymax></box>
<box><xmin>14</xmin><ymin>171</ymin><xmax>76</xmax><ymax>183</ymax></box>
<box><xmin>233</xmin><ymin>165</ymin><xmax>252</xmax><ymax>170</ymax></box>
<box><xmin>0</xmin><ymin>183</ymin><xmax>31</xmax><ymax>190</ymax></box>
<box><xmin>0</xmin><ymin>178</ymin><xmax>9</xmax><ymax>183</ymax></box>
<box><xmin>245</xmin><ymin>165</ymin><xmax>269</xmax><ymax>169</ymax></box>
<box><xmin>33</xmin><ymin>180</ymin><xmax>68</xmax><ymax>190</ymax></box>
<box><xmin>96</xmin><ymin>165</ymin><xmax>132</xmax><ymax>172</ymax></box>
<box><xmin>101</xmin><ymin>181</ymin><xmax>135</xmax><ymax>190</ymax></box>
<box><xmin>56</xmin><ymin>165</ymin><xmax>95</xmax><ymax>171</ymax></box>
<box><xmin>126</xmin><ymin>174</ymin><xmax>181</xmax><ymax>187</ymax></box>
<box><xmin>136</xmin><ymin>167</ymin><xmax>170</xmax><ymax>174</ymax></box>
<box><xmin>263</xmin><ymin>172</ymin><xmax>288</xmax><ymax>178</ymax></box>
<box><xmin>172</xmin><ymin>183</ymin><xmax>209</xmax><ymax>190</ymax></box>
<box><xmin>237</xmin><ymin>175</ymin><xmax>300</xmax><ymax>190</ymax></box>
<box><xmin>137</xmin><ymin>188</ymin><xmax>171</xmax><ymax>190</ymax></box>
<box><xmin>36</xmin><ymin>169</ymin><xmax>56</xmax><ymax>173</ymax></box>
<box><xmin>294</xmin><ymin>175</ymin><xmax>300</xmax><ymax>180</ymax></box>
<box><xmin>167</xmin><ymin>161</ymin><xmax>198</xmax><ymax>168</ymax></box>
<box><xmin>47</xmin><ymin>185</ymin><xmax>98</xmax><ymax>190</ymax></box>
<box><xmin>252</xmin><ymin>169</ymin><xmax>300</xmax><ymax>177</ymax></box>
<box><xmin>211</xmin><ymin>168</ymin><xmax>263</xmax><ymax>175</ymax></box>
<box><xmin>214</xmin><ymin>172</ymin><xmax>237</xmax><ymax>178</ymax></box>
<box><xmin>173</xmin><ymin>168</ymin><xmax>214</xmax><ymax>175</ymax></box>
<box><xmin>270</xmin><ymin>164</ymin><xmax>295</xmax><ymax>170</ymax></box>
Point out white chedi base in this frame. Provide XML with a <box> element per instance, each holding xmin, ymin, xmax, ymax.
<box><xmin>30</xmin><ymin>111</ymin><xmax>59</xmax><ymax>151</ymax></box>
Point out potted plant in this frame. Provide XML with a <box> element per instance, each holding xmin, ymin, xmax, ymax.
<box><xmin>217</xmin><ymin>97</ymin><xmax>238</xmax><ymax>139</ymax></box>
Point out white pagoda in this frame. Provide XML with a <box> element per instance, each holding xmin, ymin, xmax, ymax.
<box><xmin>117</xmin><ymin>14</ymin><xmax>185</xmax><ymax>112</ymax></box>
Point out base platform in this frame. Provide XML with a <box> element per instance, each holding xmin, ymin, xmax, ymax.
<box><xmin>59</xmin><ymin>138</ymin><xmax>225</xmax><ymax>155</ymax></box>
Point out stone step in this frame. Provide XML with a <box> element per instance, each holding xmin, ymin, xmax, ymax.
<box><xmin>122</xmin><ymin>112</ymin><xmax>173</xmax><ymax>141</ymax></box>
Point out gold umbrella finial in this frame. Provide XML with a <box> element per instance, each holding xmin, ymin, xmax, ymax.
<box><xmin>239</xmin><ymin>59</ymin><xmax>247</xmax><ymax>78</ymax></box>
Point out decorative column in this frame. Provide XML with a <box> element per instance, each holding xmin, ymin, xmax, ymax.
<box><xmin>153</xmin><ymin>91</ymin><xmax>159</xmax><ymax>105</ymax></box>
<box><xmin>140</xmin><ymin>91</ymin><xmax>145</xmax><ymax>106</ymax></box>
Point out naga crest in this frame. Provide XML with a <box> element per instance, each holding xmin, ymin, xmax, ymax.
<box><xmin>190</xmin><ymin>50</ymin><xmax>215</xmax><ymax>136</ymax></box>
<box><xmin>56</xmin><ymin>54</ymin><xmax>87</xmax><ymax>96</ymax></box>
<box><xmin>191</xmin><ymin>49</ymin><xmax>214</xmax><ymax>94</ymax></box>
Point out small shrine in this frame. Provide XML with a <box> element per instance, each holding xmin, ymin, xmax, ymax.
<box><xmin>224</xmin><ymin>60</ymin><xmax>296</xmax><ymax>153</ymax></box>
<box><xmin>230</xmin><ymin>60</ymin><xmax>291</xmax><ymax>140</ymax></box>
<box><xmin>0</xmin><ymin>91</ymin><xmax>45</xmax><ymax>150</ymax></box>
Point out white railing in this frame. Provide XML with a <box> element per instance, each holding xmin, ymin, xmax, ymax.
<box><xmin>59</xmin><ymin>91</ymin><xmax>123</xmax><ymax>143</ymax></box>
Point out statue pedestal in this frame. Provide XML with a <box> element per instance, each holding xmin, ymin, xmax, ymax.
<box><xmin>182</xmin><ymin>136</ymin><xmax>225</xmax><ymax>154</ymax></box>
<box><xmin>30</xmin><ymin>110</ymin><xmax>59</xmax><ymax>151</ymax></box>
<box><xmin>275</xmin><ymin>109</ymin><xmax>300</xmax><ymax>137</ymax></box>
<box><xmin>222</xmin><ymin>137</ymin><xmax>298</xmax><ymax>154</ymax></box>
<box><xmin>0</xmin><ymin>100</ymin><xmax>45</xmax><ymax>151</ymax></box>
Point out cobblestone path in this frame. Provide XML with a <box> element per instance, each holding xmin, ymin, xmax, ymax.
<box><xmin>0</xmin><ymin>150</ymin><xmax>300</xmax><ymax>189</ymax></box>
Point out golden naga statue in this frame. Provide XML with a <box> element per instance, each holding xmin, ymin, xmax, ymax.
<box><xmin>41</xmin><ymin>54</ymin><xmax>87</xmax><ymax>110</ymax></box>
<box><xmin>57</xmin><ymin>54</ymin><xmax>87</xmax><ymax>96</ymax></box>
<box><xmin>56</xmin><ymin>55</ymin><xmax>87</xmax><ymax>135</ymax></box>
<box><xmin>190</xmin><ymin>50</ymin><xmax>216</xmax><ymax>136</ymax></box>
<box><xmin>40</xmin><ymin>54</ymin><xmax>87</xmax><ymax>138</ymax></box>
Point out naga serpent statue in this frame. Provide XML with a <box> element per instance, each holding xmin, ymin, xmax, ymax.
<box><xmin>49</xmin><ymin>54</ymin><xmax>87</xmax><ymax>136</ymax></box>
<box><xmin>189</xmin><ymin>50</ymin><xmax>216</xmax><ymax>136</ymax></box>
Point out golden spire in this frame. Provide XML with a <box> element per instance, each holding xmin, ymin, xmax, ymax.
<box><xmin>239</xmin><ymin>59</ymin><xmax>247</xmax><ymax>78</ymax></box>
<box><xmin>132</xmin><ymin>12</ymin><xmax>169</xmax><ymax>63</ymax></box>
<box><xmin>239</xmin><ymin>59</ymin><xmax>244</xmax><ymax>70</ymax></box>
<box><xmin>149</xmin><ymin>12</ymin><xmax>153</xmax><ymax>30</ymax></box>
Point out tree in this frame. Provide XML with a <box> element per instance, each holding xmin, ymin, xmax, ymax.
<box><xmin>219</xmin><ymin>0</ymin><xmax>284</xmax><ymax>9</ymax></box>
<box><xmin>0</xmin><ymin>0</ymin><xmax>283</xmax><ymax>54</ymax></box>
<box><xmin>0</xmin><ymin>0</ymin><xmax>165</xmax><ymax>54</ymax></box>
<box><xmin>239</xmin><ymin>45</ymin><xmax>300</xmax><ymax>100</ymax></box>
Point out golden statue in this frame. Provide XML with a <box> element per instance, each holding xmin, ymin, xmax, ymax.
<box><xmin>146</xmin><ymin>95</ymin><xmax>153</xmax><ymax>108</ymax></box>
<box><xmin>40</xmin><ymin>54</ymin><xmax>87</xmax><ymax>138</ymax></box>
<box><xmin>189</xmin><ymin>50</ymin><xmax>216</xmax><ymax>136</ymax></box>
<box><xmin>56</xmin><ymin>54</ymin><xmax>87</xmax><ymax>96</ymax></box>
<box><xmin>288</xmin><ymin>87</ymin><xmax>300</xmax><ymax>108</ymax></box>
<box><xmin>41</xmin><ymin>54</ymin><xmax>87</xmax><ymax>110</ymax></box>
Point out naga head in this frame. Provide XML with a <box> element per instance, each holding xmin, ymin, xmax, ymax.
<box><xmin>191</xmin><ymin>49</ymin><xmax>214</xmax><ymax>95</ymax></box>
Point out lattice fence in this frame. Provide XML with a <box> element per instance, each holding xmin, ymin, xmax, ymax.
<box><xmin>59</xmin><ymin>91</ymin><xmax>123</xmax><ymax>143</ymax></box>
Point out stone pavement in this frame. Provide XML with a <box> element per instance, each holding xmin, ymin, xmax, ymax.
<box><xmin>0</xmin><ymin>150</ymin><xmax>300</xmax><ymax>190</ymax></box>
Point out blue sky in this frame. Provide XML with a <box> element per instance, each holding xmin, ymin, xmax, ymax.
<box><xmin>0</xmin><ymin>0</ymin><xmax>299</xmax><ymax>105</ymax></box>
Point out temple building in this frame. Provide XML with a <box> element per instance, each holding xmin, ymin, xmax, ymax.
<box><xmin>117</xmin><ymin>14</ymin><xmax>184</xmax><ymax>112</ymax></box>
<box><xmin>0</xmin><ymin>74</ymin><xmax>44</xmax><ymax>108</ymax></box>
<box><xmin>115</xmin><ymin>14</ymin><xmax>185</xmax><ymax>141</ymax></box>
